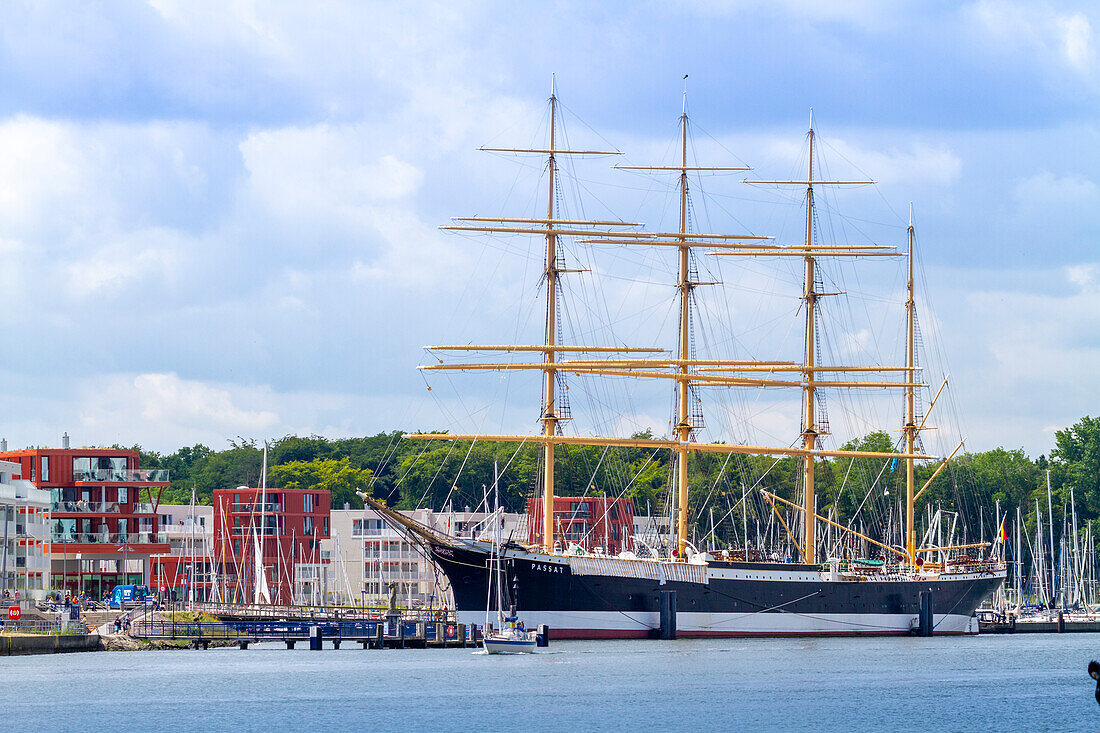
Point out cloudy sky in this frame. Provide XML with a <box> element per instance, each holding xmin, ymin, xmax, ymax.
<box><xmin>0</xmin><ymin>0</ymin><xmax>1097</xmax><ymax>457</ymax></box>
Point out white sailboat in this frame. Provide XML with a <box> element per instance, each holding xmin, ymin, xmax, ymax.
<box><xmin>252</xmin><ymin>446</ymin><xmax>272</xmax><ymax>605</ymax></box>
<box><xmin>483</xmin><ymin>509</ymin><xmax>536</xmax><ymax>654</ymax></box>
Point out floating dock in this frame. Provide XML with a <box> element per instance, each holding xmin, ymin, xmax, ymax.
<box><xmin>130</xmin><ymin>616</ymin><xmax>480</xmax><ymax>650</ymax></box>
<box><xmin>980</xmin><ymin>612</ymin><xmax>1100</xmax><ymax>634</ymax></box>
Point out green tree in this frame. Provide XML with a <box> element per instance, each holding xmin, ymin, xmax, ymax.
<box><xmin>268</xmin><ymin>458</ymin><xmax>374</xmax><ymax>510</ymax></box>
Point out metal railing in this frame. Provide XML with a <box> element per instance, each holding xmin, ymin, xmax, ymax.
<box><xmin>50</xmin><ymin>531</ymin><xmax>161</xmax><ymax>545</ymax></box>
<box><xmin>232</xmin><ymin>503</ymin><xmax>281</xmax><ymax>513</ymax></box>
<box><xmin>130</xmin><ymin>616</ymin><xmax>466</xmax><ymax>643</ymax></box>
<box><xmin>0</xmin><ymin>618</ymin><xmax>86</xmax><ymax>634</ymax></box>
<box><xmin>73</xmin><ymin>468</ymin><xmax>169</xmax><ymax>483</ymax></box>
<box><xmin>54</xmin><ymin>501</ymin><xmax>121</xmax><ymax>513</ymax></box>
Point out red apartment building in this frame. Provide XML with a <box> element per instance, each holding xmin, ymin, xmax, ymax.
<box><xmin>150</xmin><ymin>554</ymin><xmax>214</xmax><ymax>602</ymax></box>
<box><xmin>0</xmin><ymin>442</ymin><xmax>170</xmax><ymax>597</ymax></box>
<box><xmin>527</xmin><ymin>496</ymin><xmax>634</xmax><ymax>554</ymax></box>
<box><xmin>213</xmin><ymin>486</ymin><xmax>331</xmax><ymax>605</ymax></box>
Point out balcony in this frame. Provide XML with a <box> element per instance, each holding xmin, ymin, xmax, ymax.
<box><xmin>232</xmin><ymin>503</ymin><xmax>281</xmax><ymax>513</ymax></box>
<box><xmin>73</xmin><ymin>468</ymin><xmax>170</xmax><ymax>483</ymax></box>
<box><xmin>54</xmin><ymin>501</ymin><xmax>121</xmax><ymax>513</ymax></box>
<box><xmin>230</xmin><ymin>527</ymin><xmax>279</xmax><ymax>537</ymax></box>
<box><xmin>50</xmin><ymin>531</ymin><xmax>162</xmax><ymax>545</ymax></box>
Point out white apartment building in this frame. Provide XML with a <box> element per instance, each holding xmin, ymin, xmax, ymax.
<box><xmin>151</xmin><ymin>504</ymin><xmax>215</xmax><ymax>601</ymax></box>
<box><xmin>0</xmin><ymin>459</ymin><xmax>51</xmax><ymax>600</ymax></box>
<box><xmin>326</xmin><ymin>507</ymin><xmax>528</xmax><ymax>609</ymax></box>
<box><xmin>157</xmin><ymin>504</ymin><xmax>214</xmax><ymax>555</ymax></box>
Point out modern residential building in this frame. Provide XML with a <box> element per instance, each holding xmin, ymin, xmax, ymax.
<box><xmin>526</xmin><ymin>496</ymin><xmax>635</xmax><ymax>554</ymax></box>
<box><xmin>326</xmin><ymin>507</ymin><xmax>527</xmax><ymax>609</ymax></box>
<box><xmin>213</xmin><ymin>486</ymin><xmax>331</xmax><ymax>605</ymax></box>
<box><xmin>150</xmin><ymin>504</ymin><xmax>214</xmax><ymax>602</ymax></box>
<box><xmin>0</xmin><ymin>459</ymin><xmax>51</xmax><ymax>601</ymax></box>
<box><xmin>0</xmin><ymin>439</ymin><xmax>170</xmax><ymax>597</ymax></box>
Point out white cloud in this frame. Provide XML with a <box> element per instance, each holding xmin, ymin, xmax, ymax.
<box><xmin>968</xmin><ymin>1</ymin><xmax>1097</xmax><ymax>76</ymax></box>
<box><xmin>678</xmin><ymin>0</ymin><xmax>908</xmax><ymax>32</ymax></box>
<box><xmin>1013</xmin><ymin>171</ymin><xmax>1100</xmax><ymax>211</ymax></box>
<box><xmin>1066</xmin><ymin>263</ymin><xmax>1100</xmax><ymax>290</ymax></box>
<box><xmin>80</xmin><ymin>373</ymin><xmax>279</xmax><ymax>436</ymax></box>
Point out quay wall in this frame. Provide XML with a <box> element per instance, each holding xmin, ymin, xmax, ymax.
<box><xmin>1</xmin><ymin>634</ymin><xmax>101</xmax><ymax>655</ymax></box>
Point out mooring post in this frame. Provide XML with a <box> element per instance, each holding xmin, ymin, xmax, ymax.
<box><xmin>536</xmin><ymin>624</ymin><xmax>550</xmax><ymax>647</ymax></box>
<box><xmin>309</xmin><ymin>625</ymin><xmax>322</xmax><ymax>651</ymax></box>
<box><xmin>918</xmin><ymin>590</ymin><xmax>934</xmax><ymax>637</ymax></box>
<box><xmin>238</xmin><ymin>640</ymin><xmax>249</xmax><ymax>650</ymax></box>
<box><xmin>659</xmin><ymin>590</ymin><xmax>677</xmax><ymax>640</ymax></box>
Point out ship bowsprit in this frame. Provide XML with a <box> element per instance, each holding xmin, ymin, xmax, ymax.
<box><xmin>432</xmin><ymin>542</ymin><xmax>1005</xmax><ymax>639</ymax></box>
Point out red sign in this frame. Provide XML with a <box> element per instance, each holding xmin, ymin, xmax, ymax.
<box><xmin>7</xmin><ymin>605</ymin><xmax>20</xmax><ymax>620</ymax></box>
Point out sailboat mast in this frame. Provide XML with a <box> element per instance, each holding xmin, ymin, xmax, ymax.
<box><xmin>1047</xmin><ymin>469</ymin><xmax>1056</xmax><ymax>605</ymax></box>
<box><xmin>905</xmin><ymin>212</ymin><xmax>917</xmax><ymax>565</ymax></box>
<box><xmin>801</xmin><ymin>120</ymin><xmax>818</xmax><ymax>564</ymax></box>
<box><xmin>676</xmin><ymin>106</ymin><xmax>692</xmax><ymax>557</ymax></box>
<box><xmin>541</xmin><ymin>89</ymin><xmax>559</xmax><ymax>553</ymax></box>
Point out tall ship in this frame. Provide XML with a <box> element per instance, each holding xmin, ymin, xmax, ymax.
<box><xmin>367</xmin><ymin>85</ymin><xmax>1006</xmax><ymax>638</ymax></box>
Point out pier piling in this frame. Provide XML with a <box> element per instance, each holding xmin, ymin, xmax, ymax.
<box><xmin>918</xmin><ymin>591</ymin><xmax>934</xmax><ymax>636</ymax></box>
<box><xmin>659</xmin><ymin>590</ymin><xmax>677</xmax><ymax>640</ymax></box>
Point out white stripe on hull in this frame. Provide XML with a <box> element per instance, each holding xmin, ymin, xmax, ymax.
<box><xmin>458</xmin><ymin>610</ymin><xmax>980</xmax><ymax>637</ymax></box>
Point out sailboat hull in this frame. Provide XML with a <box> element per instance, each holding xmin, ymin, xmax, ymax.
<box><xmin>433</xmin><ymin>542</ymin><xmax>1004</xmax><ymax>639</ymax></box>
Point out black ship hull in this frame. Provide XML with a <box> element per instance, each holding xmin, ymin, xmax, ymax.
<box><xmin>432</xmin><ymin>541</ymin><xmax>1004</xmax><ymax>639</ymax></box>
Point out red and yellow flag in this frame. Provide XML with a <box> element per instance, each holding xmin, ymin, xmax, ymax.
<box><xmin>999</xmin><ymin>517</ymin><xmax>1008</xmax><ymax>544</ymax></box>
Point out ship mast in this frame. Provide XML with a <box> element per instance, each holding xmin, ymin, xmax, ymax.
<box><xmin>741</xmin><ymin>113</ymin><xmax>876</xmax><ymax>565</ymax></box>
<box><xmin>542</xmin><ymin>89</ymin><xmax>559</xmax><ymax>553</ymax></box>
<box><xmin>610</xmin><ymin>91</ymin><xmax>753</xmax><ymax>557</ymax></box>
<box><xmin>801</xmin><ymin>121</ymin><xmax>819</xmax><ymax>565</ymax></box>
<box><xmin>904</xmin><ymin>209</ymin><xmax>917</xmax><ymax>565</ymax></box>
<box><xmin>675</xmin><ymin>101</ymin><xmax>691</xmax><ymax>558</ymax></box>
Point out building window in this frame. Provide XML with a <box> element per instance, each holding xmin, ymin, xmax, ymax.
<box><xmin>40</xmin><ymin>456</ymin><xmax>49</xmax><ymax>481</ymax></box>
<box><xmin>118</xmin><ymin>487</ymin><xmax>128</xmax><ymax>504</ymax></box>
<box><xmin>304</xmin><ymin>493</ymin><xmax>315</xmax><ymax>513</ymax></box>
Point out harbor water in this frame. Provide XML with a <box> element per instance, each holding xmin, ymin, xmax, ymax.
<box><xmin>4</xmin><ymin>634</ymin><xmax>1096</xmax><ymax>731</ymax></box>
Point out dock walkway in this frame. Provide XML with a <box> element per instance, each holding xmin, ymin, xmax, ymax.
<box><xmin>130</xmin><ymin>618</ymin><xmax>475</xmax><ymax>650</ymax></box>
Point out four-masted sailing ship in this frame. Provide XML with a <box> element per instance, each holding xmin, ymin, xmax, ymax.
<box><xmin>366</xmin><ymin>86</ymin><xmax>1006</xmax><ymax>638</ymax></box>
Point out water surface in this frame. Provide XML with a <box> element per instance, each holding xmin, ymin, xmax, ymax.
<box><xmin>4</xmin><ymin>634</ymin><xmax>1095</xmax><ymax>731</ymax></box>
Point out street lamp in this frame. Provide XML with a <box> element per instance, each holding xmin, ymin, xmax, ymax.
<box><xmin>76</xmin><ymin>552</ymin><xmax>82</xmax><ymax>600</ymax></box>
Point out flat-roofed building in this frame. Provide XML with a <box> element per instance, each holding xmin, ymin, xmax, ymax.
<box><xmin>0</xmin><ymin>459</ymin><xmax>51</xmax><ymax>601</ymax></box>
<box><xmin>0</xmin><ymin>440</ymin><xmax>170</xmax><ymax>597</ymax></box>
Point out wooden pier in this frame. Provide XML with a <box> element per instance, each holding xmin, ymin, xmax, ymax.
<box><xmin>980</xmin><ymin>612</ymin><xmax>1100</xmax><ymax>634</ymax></box>
<box><xmin>130</xmin><ymin>617</ymin><xmax>480</xmax><ymax>650</ymax></box>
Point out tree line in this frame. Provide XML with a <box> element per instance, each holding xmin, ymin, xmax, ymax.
<box><xmin>135</xmin><ymin>416</ymin><xmax>1100</xmax><ymax>549</ymax></box>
